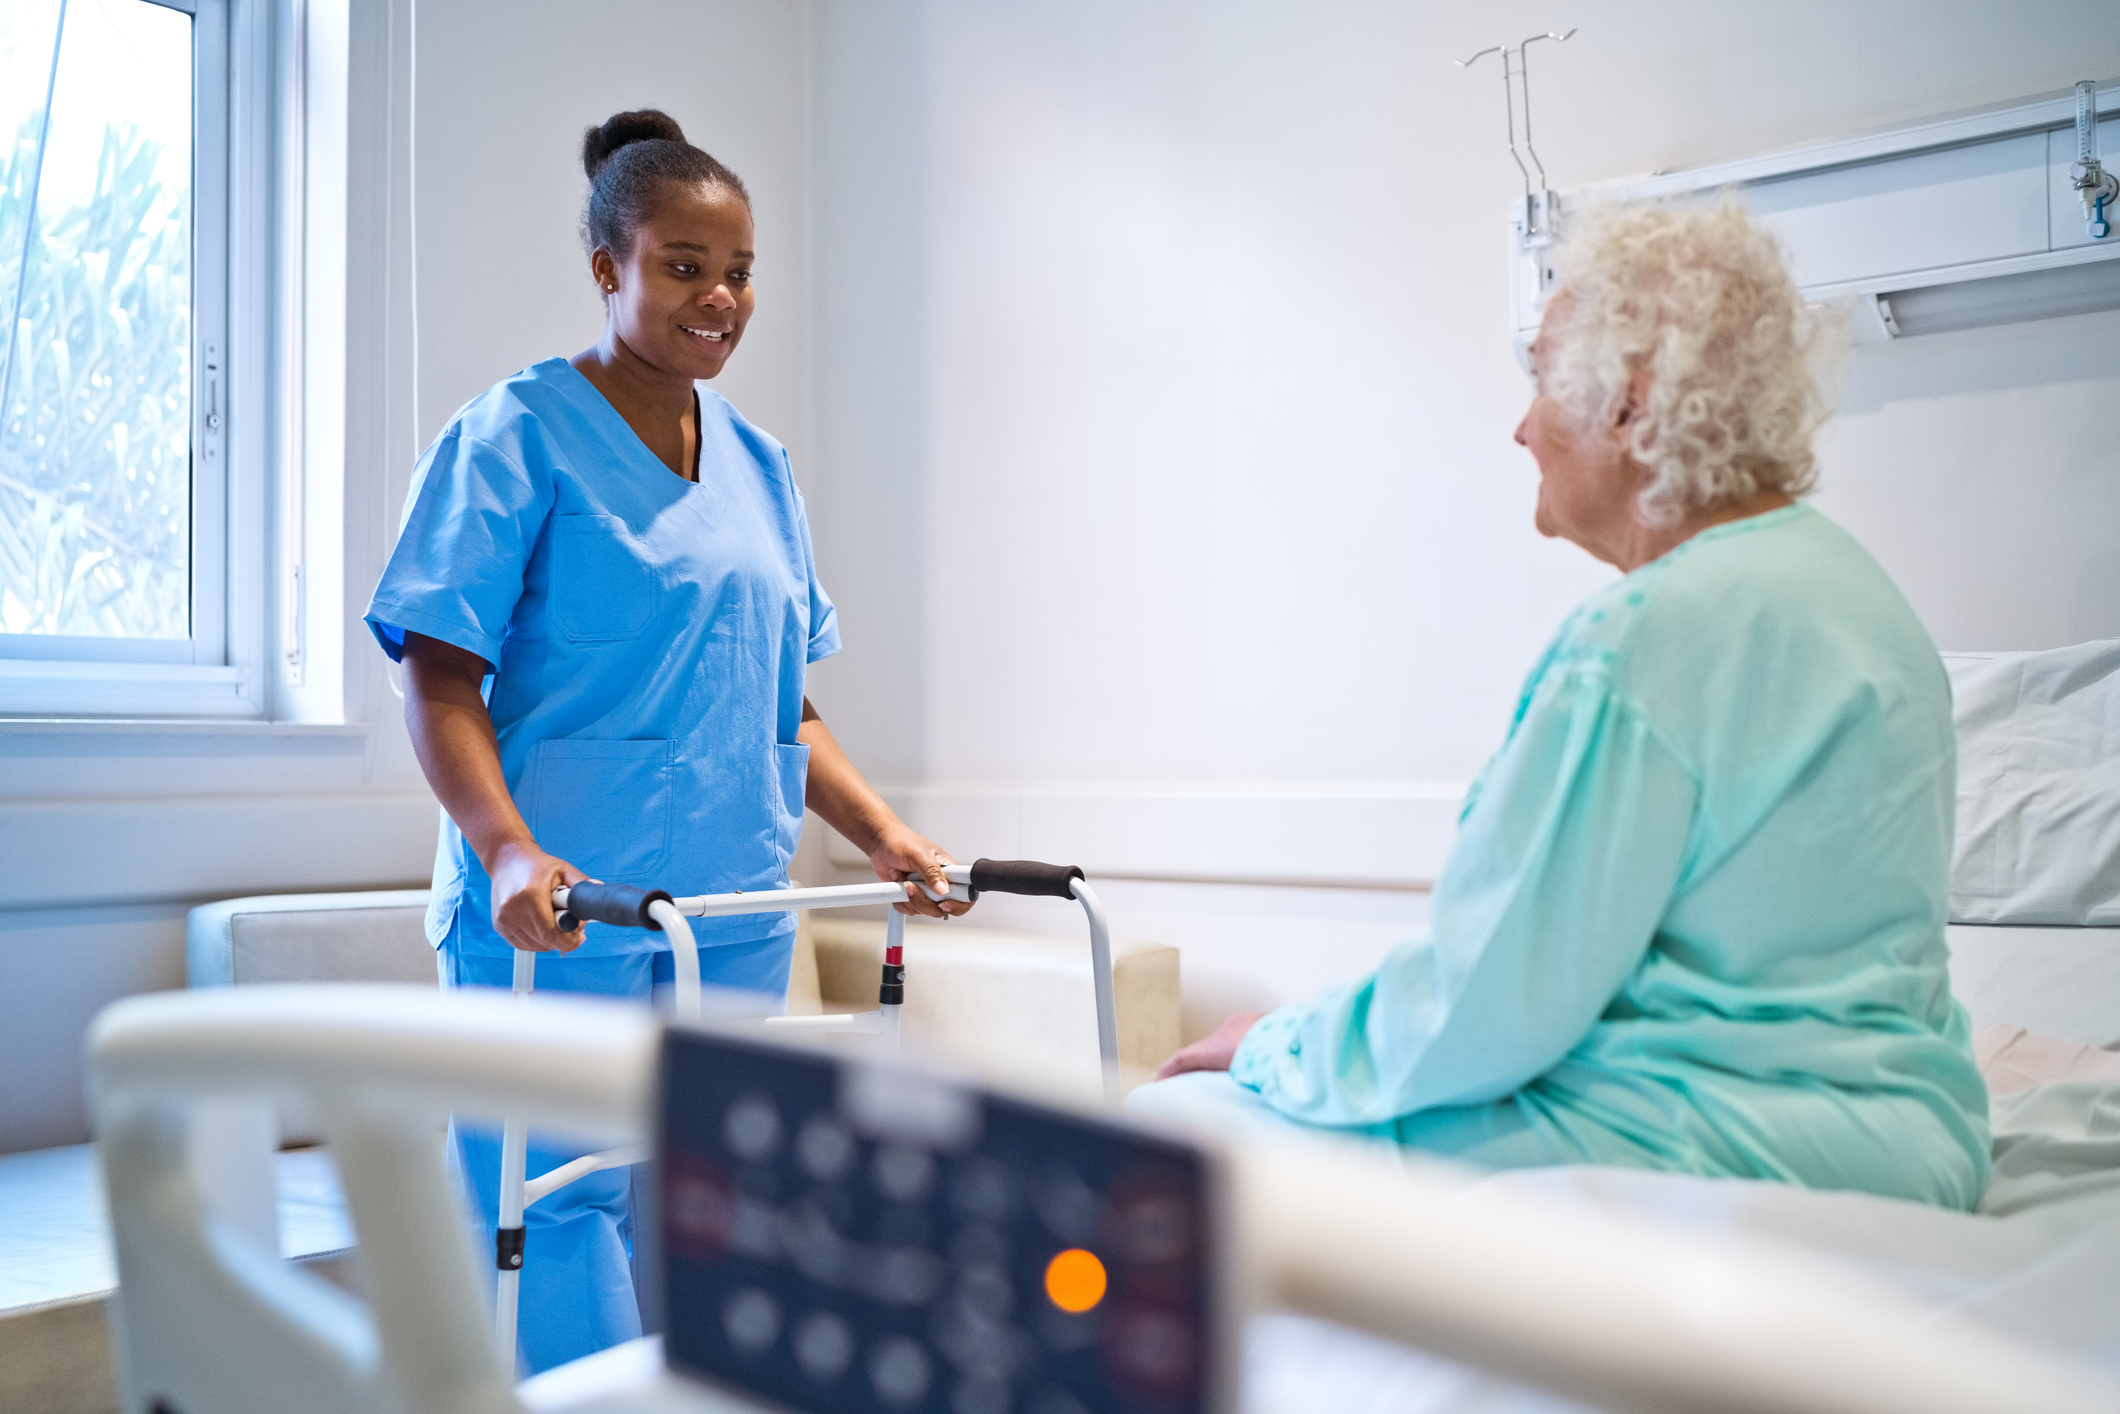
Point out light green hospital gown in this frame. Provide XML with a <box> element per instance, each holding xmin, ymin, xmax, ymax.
<box><xmin>1151</xmin><ymin>504</ymin><xmax>1991</xmax><ymax>1210</ymax></box>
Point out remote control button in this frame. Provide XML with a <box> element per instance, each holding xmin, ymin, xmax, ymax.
<box><xmin>931</xmin><ymin>1303</ymin><xmax>1032</xmax><ymax>1380</ymax></box>
<box><xmin>949</xmin><ymin>1222</ymin><xmax>1010</xmax><ymax>1271</ymax></box>
<box><xmin>782</xmin><ymin>1201</ymin><xmax>849</xmax><ymax>1285</ymax></box>
<box><xmin>951</xmin><ymin>1155</ymin><xmax>1017</xmax><ymax>1221</ymax></box>
<box><xmin>1112</xmin><ymin>1186</ymin><xmax>1192</xmax><ymax>1266</ymax></box>
<box><xmin>951</xmin><ymin>1373</ymin><xmax>1012</xmax><ymax>1414</ymax></box>
<box><xmin>796</xmin><ymin>1114</ymin><xmax>856</xmax><ymax>1182</ymax></box>
<box><xmin>1103</xmin><ymin>1303</ymin><xmax>1198</xmax><ymax>1401</ymax></box>
<box><xmin>723</xmin><ymin>1093</ymin><xmax>782</xmax><ymax>1160</ymax></box>
<box><xmin>957</xmin><ymin>1264</ymin><xmax>1014</xmax><ymax>1319</ymax></box>
<box><xmin>793</xmin><ymin>1310</ymin><xmax>855</xmax><ymax>1382</ymax></box>
<box><xmin>721</xmin><ymin>1287</ymin><xmax>780</xmax><ymax>1356</ymax></box>
<box><xmin>1042</xmin><ymin>1248</ymin><xmax>1107</xmax><ymax>1313</ymax></box>
<box><xmin>870</xmin><ymin>1245</ymin><xmax>945</xmax><ymax>1305</ymax></box>
<box><xmin>1031</xmin><ymin>1164</ymin><xmax>1100</xmax><ymax>1244</ymax></box>
<box><xmin>1023</xmin><ymin>1385</ymin><xmax>1094</xmax><ymax>1414</ymax></box>
<box><xmin>873</xmin><ymin>1142</ymin><xmax>936</xmax><ymax>1202</ymax></box>
<box><xmin>868</xmin><ymin>1335</ymin><xmax>934</xmax><ymax>1408</ymax></box>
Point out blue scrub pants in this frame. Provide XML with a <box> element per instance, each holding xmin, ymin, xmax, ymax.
<box><xmin>447</xmin><ymin>936</ymin><xmax>792</xmax><ymax>1375</ymax></box>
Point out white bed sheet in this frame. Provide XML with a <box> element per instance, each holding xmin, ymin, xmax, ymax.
<box><xmin>1948</xmin><ymin>925</ymin><xmax>2120</xmax><ymax>1048</ymax></box>
<box><xmin>1242</xmin><ymin>1074</ymin><xmax>2120</xmax><ymax>1413</ymax></box>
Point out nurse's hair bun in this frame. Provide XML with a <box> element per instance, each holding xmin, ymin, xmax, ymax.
<box><xmin>581</xmin><ymin>109</ymin><xmax>688</xmax><ymax>180</ymax></box>
<box><xmin>579</xmin><ymin>108</ymin><xmax>750</xmax><ymax>263</ymax></box>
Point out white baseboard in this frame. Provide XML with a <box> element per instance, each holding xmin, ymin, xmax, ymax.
<box><xmin>826</xmin><ymin>783</ymin><xmax>1466</xmax><ymax>889</ymax></box>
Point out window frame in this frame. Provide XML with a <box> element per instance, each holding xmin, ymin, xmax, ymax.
<box><xmin>0</xmin><ymin>0</ymin><xmax>259</xmax><ymax>717</ymax></box>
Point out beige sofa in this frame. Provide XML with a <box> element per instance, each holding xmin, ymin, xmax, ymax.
<box><xmin>186</xmin><ymin>890</ymin><xmax>1181</xmax><ymax>1097</ymax></box>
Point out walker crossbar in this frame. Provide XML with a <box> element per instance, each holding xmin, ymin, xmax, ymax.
<box><xmin>493</xmin><ymin>857</ymin><xmax>1116</xmax><ymax>1364</ymax></box>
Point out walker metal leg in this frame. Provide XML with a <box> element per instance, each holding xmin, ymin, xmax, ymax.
<box><xmin>1070</xmin><ymin>879</ymin><xmax>1121</xmax><ymax>1103</ymax></box>
<box><xmin>880</xmin><ymin>909</ymin><xmax>905</xmax><ymax>1054</ymax></box>
<box><xmin>650</xmin><ymin>901</ymin><xmax>700</xmax><ymax>1023</ymax></box>
<box><xmin>494</xmin><ymin>947</ymin><xmax>536</xmax><ymax>1366</ymax></box>
<box><xmin>491</xmin><ymin>903</ymin><xmax>701</xmax><ymax>1366</ymax></box>
<box><xmin>510</xmin><ymin>946</ymin><xmax>537</xmax><ymax>999</ymax></box>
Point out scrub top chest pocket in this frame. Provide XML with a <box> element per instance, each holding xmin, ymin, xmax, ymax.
<box><xmin>551</xmin><ymin>513</ymin><xmax>662</xmax><ymax>642</ymax></box>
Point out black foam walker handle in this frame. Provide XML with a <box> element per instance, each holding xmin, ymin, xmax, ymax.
<box><xmin>968</xmin><ymin>858</ymin><xmax>1084</xmax><ymax>899</ymax></box>
<box><xmin>562</xmin><ymin>882</ymin><xmax>674</xmax><ymax>931</ymax></box>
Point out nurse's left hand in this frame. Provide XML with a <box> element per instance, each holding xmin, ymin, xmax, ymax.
<box><xmin>868</xmin><ymin>824</ymin><xmax>972</xmax><ymax>920</ymax></box>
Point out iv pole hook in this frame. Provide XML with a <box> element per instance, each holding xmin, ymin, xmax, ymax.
<box><xmin>1455</xmin><ymin>29</ymin><xmax>1576</xmax><ymax>206</ymax></box>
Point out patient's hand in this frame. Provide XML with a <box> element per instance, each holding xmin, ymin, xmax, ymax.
<box><xmin>1151</xmin><ymin>1012</ymin><xmax>1264</xmax><ymax>1081</ymax></box>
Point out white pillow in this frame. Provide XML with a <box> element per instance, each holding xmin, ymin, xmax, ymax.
<box><xmin>1945</xmin><ymin>639</ymin><xmax>2120</xmax><ymax>926</ymax></box>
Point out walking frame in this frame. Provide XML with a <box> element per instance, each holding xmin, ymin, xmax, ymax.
<box><xmin>489</xmin><ymin>858</ymin><xmax>1116</xmax><ymax>1363</ymax></box>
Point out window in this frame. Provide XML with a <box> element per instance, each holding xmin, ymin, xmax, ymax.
<box><xmin>0</xmin><ymin>0</ymin><xmax>239</xmax><ymax>715</ymax></box>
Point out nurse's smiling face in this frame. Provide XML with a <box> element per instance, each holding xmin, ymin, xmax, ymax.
<box><xmin>590</xmin><ymin>182</ymin><xmax>756</xmax><ymax>382</ymax></box>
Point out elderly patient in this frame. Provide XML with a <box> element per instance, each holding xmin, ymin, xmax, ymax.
<box><xmin>1134</xmin><ymin>202</ymin><xmax>1990</xmax><ymax>1210</ymax></box>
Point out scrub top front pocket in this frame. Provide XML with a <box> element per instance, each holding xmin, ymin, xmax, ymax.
<box><xmin>551</xmin><ymin>514</ymin><xmax>660</xmax><ymax>642</ymax></box>
<box><xmin>526</xmin><ymin>738</ymin><xmax>674</xmax><ymax>881</ymax></box>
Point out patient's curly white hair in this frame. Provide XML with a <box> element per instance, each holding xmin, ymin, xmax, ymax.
<box><xmin>1540</xmin><ymin>199</ymin><xmax>1839</xmax><ymax>524</ymax></box>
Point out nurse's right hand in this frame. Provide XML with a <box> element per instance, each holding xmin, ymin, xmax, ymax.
<box><xmin>488</xmin><ymin>838</ymin><xmax>593</xmax><ymax>953</ymax></box>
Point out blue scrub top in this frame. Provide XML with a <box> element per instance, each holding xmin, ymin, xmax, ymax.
<box><xmin>366</xmin><ymin>358</ymin><xmax>840</xmax><ymax>958</ymax></box>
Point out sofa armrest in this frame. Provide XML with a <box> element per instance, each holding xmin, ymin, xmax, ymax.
<box><xmin>806</xmin><ymin>919</ymin><xmax>1180</xmax><ymax>1096</ymax></box>
<box><xmin>186</xmin><ymin>891</ymin><xmax>437</xmax><ymax>989</ymax></box>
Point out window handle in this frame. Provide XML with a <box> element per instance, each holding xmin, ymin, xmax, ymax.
<box><xmin>203</xmin><ymin>341</ymin><xmax>222</xmax><ymax>435</ymax></box>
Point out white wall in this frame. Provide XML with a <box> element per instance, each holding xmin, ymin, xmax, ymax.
<box><xmin>1817</xmin><ymin>310</ymin><xmax>2120</xmax><ymax>649</ymax></box>
<box><xmin>801</xmin><ymin>0</ymin><xmax>2120</xmax><ymax>1030</ymax></box>
<box><xmin>409</xmin><ymin>0</ymin><xmax>812</xmax><ymax>462</ymax></box>
<box><xmin>0</xmin><ymin>0</ymin><xmax>816</xmax><ymax>1152</ymax></box>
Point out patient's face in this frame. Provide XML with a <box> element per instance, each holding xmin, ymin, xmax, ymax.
<box><xmin>1514</xmin><ymin>309</ymin><xmax>1645</xmax><ymax>568</ymax></box>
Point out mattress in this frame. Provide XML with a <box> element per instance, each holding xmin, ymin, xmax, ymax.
<box><xmin>1244</xmin><ymin>1065</ymin><xmax>2120</xmax><ymax>1412</ymax></box>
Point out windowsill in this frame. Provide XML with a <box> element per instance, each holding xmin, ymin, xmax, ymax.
<box><xmin>0</xmin><ymin>718</ymin><xmax>368</xmax><ymax>737</ymax></box>
<box><xmin>0</xmin><ymin>658</ymin><xmax>261</xmax><ymax>718</ymax></box>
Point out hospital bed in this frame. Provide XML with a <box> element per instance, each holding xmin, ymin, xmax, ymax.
<box><xmin>87</xmin><ymin>983</ymin><xmax>2119</xmax><ymax>1414</ymax></box>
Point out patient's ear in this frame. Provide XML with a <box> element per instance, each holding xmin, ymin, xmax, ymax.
<box><xmin>1613</xmin><ymin>367</ymin><xmax>1652</xmax><ymax>429</ymax></box>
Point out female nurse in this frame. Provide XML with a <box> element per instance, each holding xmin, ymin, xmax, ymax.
<box><xmin>365</xmin><ymin>110</ymin><xmax>967</xmax><ymax>1374</ymax></box>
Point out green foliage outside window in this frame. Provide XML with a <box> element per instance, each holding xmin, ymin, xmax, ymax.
<box><xmin>0</xmin><ymin>115</ymin><xmax>191</xmax><ymax>640</ymax></box>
